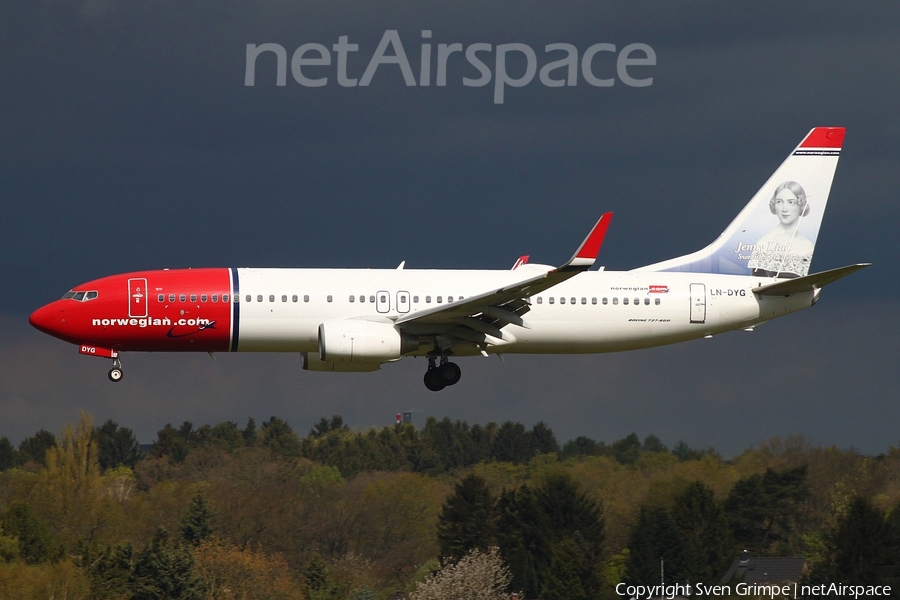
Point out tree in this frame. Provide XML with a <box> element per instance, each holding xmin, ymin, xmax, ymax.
<box><xmin>808</xmin><ymin>496</ymin><xmax>899</xmax><ymax>586</ymax></box>
<box><xmin>437</xmin><ymin>474</ymin><xmax>495</xmax><ymax>562</ymax></box>
<box><xmin>542</xmin><ymin>537</ymin><xmax>600</xmax><ymax>600</ymax></box>
<box><xmin>130</xmin><ymin>528</ymin><xmax>206</xmax><ymax>600</ymax></box>
<box><xmin>410</xmin><ymin>547</ymin><xmax>512</xmax><ymax>600</ymax></box>
<box><xmin>0</xmin><ymin>437</ymin><xmax>16</xmax><ymax>471</ymax></box>
<box><xmin>17</xmin><ymin>429</ymin><xmax>56</xmax><ymax>466</ymax></box>
<box><xmin>625</xmin><ymin>506</ymin><xmax>684</xmax><ymax>586</ymax></box>
<box><xmin>530</xmin><ymin>422</ymin><xmax>560</xmax><ymax>456</ymax></box>
<box><xmin>611</xmin><ymin>433</ymin><xmax>642</xmax><ymax>465</ymax></box>
<box><xmin>180</xmin><ymin>492</ymin><xmax>213</xmax><ymax>546</ymax></box>
<box><xmin>261</xmin><ymin>416</ymin><xmax>302</xmax><ymax>457</ymax></box>
<box><xmin>0</xmin><ymin>503</ymin><xmax>55</xmax><ymax>564</ymax></box>
<box><xmin>725</xmin><ymin>465</ymin><xmax>809</xmax><ymax>554</ymax></box>
<box><xmin>94</xmin><ymin>419</ymin><xmax>142</xmax><ymax>470</ymax></box>
<box><xmin>671</xmin><ymin>481</ymin><xmax>733</xmax><ymax>583</ymax></box>
<box><xmin>495</xmin><ymin>485</ymin><xmax>545</xmax><ymax>598</ymax></box>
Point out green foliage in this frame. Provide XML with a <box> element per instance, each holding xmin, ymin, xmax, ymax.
<box><xmin>625</xmin><ymin>506</ymin><xmax>683</xmax><ymax>585</ymax></box>
<box><xmin>671</xmin><ymin>481</ymin><xmax>733</xmax><ymax>582</ymax></box>
<box><xmin>94</xmin><ymin>419</ymin><xmax>142</xmax><ymax>471</ymax></box>
<box><xmin>807</xmin><ymin>496</ymin><xmax>900</xmax><ymax>586</ymax></box>
<box><xmin>0</xmin><ymin>503</ymin><xmax>55</xmax><ymax>564</ymax></box>
<box><xmin>438</xmin><ymin>474</ymin><xmax>495</xmax><ymax>561</ymax></box>
<box><xmin>496</xmin><ymin>472</ymin><xmax>605</xmax><ymax>598</ymax></box>
<box><xmin>0</xmin><ymin>437</ymin><xmax>16</xmax><ymax>471</ymax></box>
<box><xmin>261</xmin><ymin>416</ymin><xmax>302</xmax><ymax>457</ymax></box>
<box><xmin>17</xmin><ymin>429</ymin><xmax>56</xmax><ymax>466</ymax></box>
<box><xmin>626</xmin><ymin>482</ymin><xmax>732</xmax><ymax>585</ymax></box>
<box><xmin>310</xmin><ymin>415</ymin><xmax>349</xmax><ymax>438</ymax></box>
<box><xmin>542</xmin><ymin>537</ymin><xmax>601</xmax><ymax>600</ymax></box>
<box><xmin>725</xmin><ymin>465</ymin><xmax>809</xmax><ymax>554</ymax></box>
<box><xmin>130</xmin><ymin>528</ymin><xmax>206</xmax><ymax>600</ymax></box>
<box><xmin>180</xmin><ymin>492</ymin><xmax>213</xmax><ymax>546</ymax></box>
<box><xmin>85</xmin><ymin>543</ymin><xmax>135</xmax><ymax>599</ymax></box>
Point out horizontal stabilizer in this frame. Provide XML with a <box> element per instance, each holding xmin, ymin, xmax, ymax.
<box><xmin>753</xmin><ymin>263</ymin><xmax>870</xmax><ymax>296</ymax></box>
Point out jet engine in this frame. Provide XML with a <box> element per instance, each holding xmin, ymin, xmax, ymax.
<box><xmin>317</xmin><ymin>319</ymin><xmax>419</xmax><ymax>363</ymax></box>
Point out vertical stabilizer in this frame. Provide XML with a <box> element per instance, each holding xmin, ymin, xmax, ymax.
<box><xmin>635</xmin><ymin>127</ymin><xmax>844</xmax><ymax>278</ymax></box>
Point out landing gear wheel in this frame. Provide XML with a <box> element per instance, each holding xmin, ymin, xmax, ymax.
<box><xmin>424</xmin><ymin>368</ymin><xmax>445</xmax><ymax>392</ymax></box>
<box><xmin>108</xmin><ymin>367</ymin><xmax>123</xmax><ymax>382</ymax></box>
<box><xmin>438</xmin><ymin>362</ymin><xmax>461</xmax><ymax>386</ymax></box>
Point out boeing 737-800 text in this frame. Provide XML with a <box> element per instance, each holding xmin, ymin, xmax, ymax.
<box><xmin>30</xmin><ymin>127</ymin><xmax>869</xmax><ymax>390</ymax></box>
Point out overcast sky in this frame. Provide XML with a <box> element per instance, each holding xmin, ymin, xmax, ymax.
<box><xmin>1</xmin><ymin>1</ymin><xmax>897</xmax><ymax>455</ymax></box>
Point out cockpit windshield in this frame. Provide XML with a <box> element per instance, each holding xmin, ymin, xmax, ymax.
<box><xmin>61</xmin><ymin>290</ymin><xmax>99</xmax><ymax>302</ymax></box>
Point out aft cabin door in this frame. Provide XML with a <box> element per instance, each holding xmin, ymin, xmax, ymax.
<box><xmin>689</xmin><ymin>283</ymin><xmax>706</xmax><ymax>324</ymax></box>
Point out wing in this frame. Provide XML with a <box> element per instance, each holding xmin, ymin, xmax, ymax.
<box><xmin>395</xmin><ymin>213</ymin><xmax>612</xmax><ymax>349</ymax></box>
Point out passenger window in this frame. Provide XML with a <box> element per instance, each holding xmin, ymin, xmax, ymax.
<box><xmin>349</xmin><ymin>296</ymin><xmax>355</xmax><ymax>303</ymax></box>
<box><xmin>304</xmin><ymin>295</ymin><xmax>309</xmax><ymax>302</ymax></box>
<box><xmin>212</xmin><ymin>294</ymin><xmax>218</xmax><ymax>302</ymax></box>
<box><xmin>281</xmin><ymin>295</ymin><xmax>287</xmax><ymax>302</ymax></box>
<box><xmin>581</xmin><ymin>297</ymin><xmax>586</xmax><ymax>305</ymax></box>
<box><xmin>644</xmin><ymin>298</ymin><xmax>650</xmax><ymax>305</ymax></box>
<box><xmin>327</xmin><ymin>295</ymin><xmax>333</xmax><ymax>302</ymax></box>
<box><xmin>426</xmin><ymin>296</ymin><xmax>432</xmax><ymax>303</ymax></box>
<box><xmin>359</xmin><ymin>295</ymin><xmax>365</xmax><ymax>303</ymax></box>
<box><xmin>448</xmin><ymin>296</ymin><xmax>454</xmax><ymax>303</ymax></box>
<box><xmin>292</xmin><ymin>295</ymin><xmax>298</xmax><ymax>302</ymax></box>
<box><xmin>158</xmin><ymin>294</ymin><xmax>165</xmax><ymax>302</ymax></box>
<box><xmin>413</xmin><ymin>296</ymin><xmax>419</xmax><ymax>303</ymax></box>
<box><xmin>634</xmin><ymin>297</ymin><xmax>639</xmax><ymax>305</ymax></box>
<box><xmin>592</xmin><ymin>297</ymin><xmax>597</xmax><ymax>305</ymax></box>
<box><xmin>560</xmin><ymin>297</ymin><xmax>566</xmax><ymax>304</ymax></box>
<box><xmin>201</xmin><ymin>294</ymin><xmax>208</xmax><ymax>302</ymax></box>
<box><xmin>613</xmin><ymin>298</ymin><xmax>618</xmax><ymax>305</ymax></box>
<box><xmin>190</xmin><ymin>294</ymin><xmax>197</xmax><ymax>303</ymax></box>
<box><xmin>257</xmin><ymin>295</ymin><xmax>263</xmax><ymax>302</ymax></box>
<box><xmin>602</xmin><ymin>297</ymin><xmax>608</xmax><ymax>305</ymax></box>
<box><xmin>179</xmin><ymin>294</ymin><xmax>186</xmax><ymax>302</ymax></box>
<box><xmin>380</xmin><ymin>294</ymin><xmax>387</xmax><ymax>303</ymax></box>
<box><xmin>437</xmin><ymin>296</ymin><xmax>443</xmax><ymax>304</ymax></box>
<box><xmin>571</xmin><ymin>297</ymin><xmax>576</xmax><ymax>304</ymax></box>
<box><xmin>549</xmin><ymin>297</ymin><xmax>554</xmax><ymax>304</ymax></box>
<box><xmin>655</xmin><ymin>298</ymin><xmax>661</xmax><ymax>305</ymax></box>
<box><xmin>536</xmin><ymin>297</ymin><xmax>543</xmax><ymax>304</ymax></box>
<box><xmin>269</xmin><ymin>295</ymin><xmax>274</xmax><ymax>303</ymax></box>
<box><xmin>369</xmin><ymin>295</ymin><xmax>375</xmax><ymax>303</ymax></box>
<box><xmin>623</xmin><ymin>298</ymin><xmax>629</xmax><ymax>305</ymax></box>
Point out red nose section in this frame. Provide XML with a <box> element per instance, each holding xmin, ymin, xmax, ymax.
<box><xmin>29</xmin><ymin>302</ymin><xmax>64</xmax><ymax>337</ymax></box>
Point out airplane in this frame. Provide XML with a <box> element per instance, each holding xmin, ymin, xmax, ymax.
<box><xmin>29</xmin><ymin>127</ymin><xmax>869</xmax><ymax>391</ymax></box>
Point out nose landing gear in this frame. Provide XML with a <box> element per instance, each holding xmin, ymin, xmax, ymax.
<box><xmin>108</xmin><ymin>357</ymin><xmax>124</xmax><ymax>382</ymax></box>
<box><xmin>424</xmin><ymin>355</ymin><xmax>461</xmax><ymax>392</ymax></box>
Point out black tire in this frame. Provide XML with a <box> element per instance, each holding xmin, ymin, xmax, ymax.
<box><xmin>438</xmin><ymin>362</ymin><xmax>461</xmax><ymax>385</ymax></box>
<box><xmin>108</xmin><ymin>368</ymin><xmax>124</xmax><ymax>382</ymax></box>
<box><xmin>424</xmin><ymin>368</ymin><xmax>446</xmax><ymax>392</ymax></box>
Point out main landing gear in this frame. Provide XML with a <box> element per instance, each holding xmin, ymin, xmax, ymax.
<box><xmin>108</xmin><ymin>357</ymin><xmax>124</xmax><ymax>382</ymax></box>
<box><xmin>424</xmin><ymin>355</ymin><xmax>461</xmax><ymax>392</ymax></box>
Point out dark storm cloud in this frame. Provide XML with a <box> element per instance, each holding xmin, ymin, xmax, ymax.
<box><xmin>1</xmin><ymin>1</ymin><xmax>896</xmax><ymax>450</ymax></box>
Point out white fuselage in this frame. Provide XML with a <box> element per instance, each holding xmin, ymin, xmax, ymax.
<box><xmin>234</xmin><ymin>267</ymin><xmax>814</xmax><ymax>355</ymax></box>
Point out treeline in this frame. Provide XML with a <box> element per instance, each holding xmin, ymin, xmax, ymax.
<box><xmin>1</xmin><ymin>413</ymin><xmax>899</xmax><ymax>599</ymax></box>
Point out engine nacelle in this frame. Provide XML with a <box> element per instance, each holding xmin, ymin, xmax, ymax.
<box><xmin>318</xmin><ymin>319</ymin><xmax>419</xmax><ymax>363</ymax></box>
<box><xmin>301</xmin><ymin>352</ymin><xmax>382</xmax><ymax>372</ymax></box>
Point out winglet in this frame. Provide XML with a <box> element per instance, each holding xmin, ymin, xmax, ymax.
<box><xmin>511</xmin><ymin>255</ymin><xmax>530</xmax><ymax>270</ymax></box>
<box><xmin>565</xmin><ymin>212</ymin><xmax>612</xmax><ymax>269</ymax></box>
